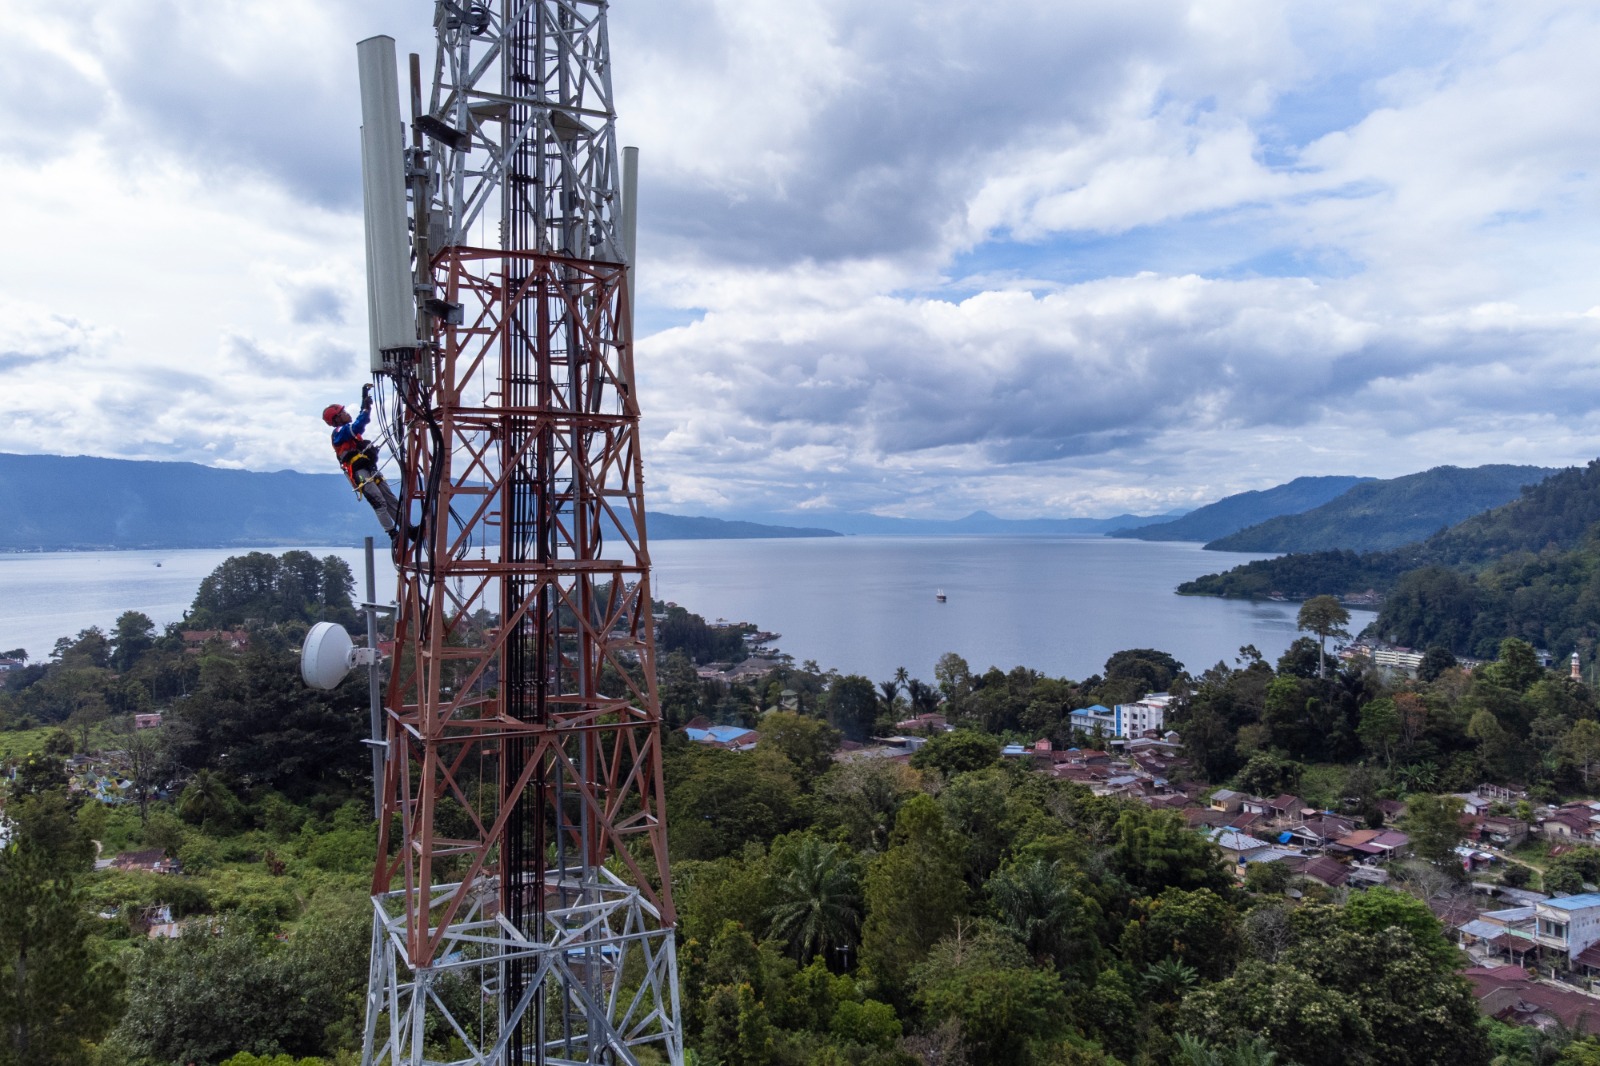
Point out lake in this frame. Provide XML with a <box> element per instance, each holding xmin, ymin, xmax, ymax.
<box><xmin>0</xmin><ymin>537</ymin><xmax>1373</xmax><ymax>682</ymax></box>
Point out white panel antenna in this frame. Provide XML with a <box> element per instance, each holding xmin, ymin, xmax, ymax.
<box><xmin>357</xmin><ymin>35</ymin><xmax>416</xmax><ymax>371</ymax></box>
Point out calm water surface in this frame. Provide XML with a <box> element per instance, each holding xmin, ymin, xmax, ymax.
<box><xmin>0</xmin><ymin>537</ymin><xmax>1374</xmax><ymax>682</ymax></box>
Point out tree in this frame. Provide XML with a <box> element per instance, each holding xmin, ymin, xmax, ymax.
<box><xmin>815</xmin><ymin>758</ymin><xmax>920</xmax><ymax>853</ymax></box>
<box><xmin>906</xmin><ymin>677</ymin><xmax>940</xmax><ymax>716</ymax></box>
<box><xmin>1562</xmin><ymin>720</ymin><xmax>1600</xmax><ymax>789</ymax></box>
<box><xmin>825</xmin><ymin>675</ymin><xmax>879</xmax><ymax>742</ymax></box>
<box><xmin>1118</xmin><ymin>887</ymin><xmax>1239</xmax><ymax>981</ymax></box>
<box><xmin>1107</xmin><ymin>808</ymin><xmax>1233</xmax><ymax>897</ymax></box>
<box><xmin>1280</xmin><ymin>907</ymin><xmax>1489</xmax><ymax>1066</ymax></box>
<box><xmin>1466</xmin><ymin>709</ymin><xmax>1516</xmax><ymax>782</ymax></box>
<box><xmin>1177</xmin><ymin>962</ymin><xmax>1369</xmax><ymax>1066</ymax></box>
<box><xmin>1404</xmin><ymin>794</ymin><xmax>1466</xmax><ymax>870</ymax></box>
<box><xmin>910</xmin><ymin>926</ymin><xmax>1065</xmax><ymax>1066</ymax></box>
<box><xmin>177</xmin><ymin>770</ymin><xmax>243</xmax><ymax>834</ymax></box>
<box><xmin>1358</xmin><ymin>698</ymin><xmax>1401</xmax><ymax>769</ymax></box>
<box><xmin>877</xmin><ymin>679</ymin><xmax>904</xmax><ymax>719</ymax></box>
<box><xmin>1418</xmin><ymin>646</ymin><xmax>1458</xmax><ymax>683</ymax></box>
<box><xmin>667</xmin><ymin>747</ymin><xmax>803</xmax><ymax>860</ymax></box>
<box><xmin>110</xmin><ymin>611</ymin><xmax>157</xmax><ymax>673</ymax></box>
<box><xmin>1173</xmin><ymin>1033</ymin><xmax>1283</xmax><ymax>1066</ymax></box>
<box><xmin>114</xmin><ymin>925</ymin><xmax>318</xmax><ymax>1064</ymax></box>
<box><xmin>1340</xmin><ymin>887</ymin><xmax>1459</xmax><ymax>970</ymax></box>
<box><xmin>700</xmin><ymin>983</ymin><xmax>773</xmax><ymax>1066</ymax></box>
<box><xmin>0</xmin><ymin>810</ymin><xmax>120</xmax><ymax>1066</ymax></box>
<box><xmin>1481</xmin><ymin>638</ymin><xmax>1544</xmax><ymax>694</ymax></box>
<box><xmin>987</xmin><ymin>859</ymin><xmax>1090</xmax><ymax>970</ymax></box>
<box><xmin>860</xmin><ymin>796</ymin><xmax>966</xmax><ymax>997</ymax></box>
<box><xmin>1275</xmin><ymin>637</ymin><xmax>1322</xmax><ymax>680</ymax></box>
<box><xmin>1233</xmin><ymin>751</ymin><xmax>1304</xmax><ymax>798</ymax></box>
<box><xmin>909</xmin><ymin>731</ymin><xmax>999</xmax><ymax>777</ymax></box>
<box><xmin>1244</xmin><ymin>861</ymin><xmax>1291</xmax><ymax>895</ymax></box>
<box><xmin>765</xmin><ymin>833</ymin><xmax>861</xmax><ymax>963</ymax></box>
<box><xmin>934</xmin><ymin>653</ymin><xmax>973</xmax><ymax>701</ymax></box>
<box><xmin>757</xmin><ymin>711</ymin><xmax>839</xmax><ymax>779</ymax></box>
<box><xmin>1144</xmin><ymin>958</ymin><xmax>1201</xmax><ymax>1002</ymax></box>
<box><xmin>1296</xmin><ymin>596</ymin><xmax>1351</xmax><ymax>679</ymax></box>
<box><xmin>1103</xmin><ymin>648</ymin><xmax>1185</xmax><ymax>694</ymax></box>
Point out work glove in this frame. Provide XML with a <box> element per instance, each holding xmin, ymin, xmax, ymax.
<box><xmin>361</xmin><ymin>383</ymin><xmax>374</xmax><ymax>408</ymax></box>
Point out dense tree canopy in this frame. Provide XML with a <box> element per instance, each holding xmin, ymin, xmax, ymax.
<box><xmin>6</xmin><ymin>551</ymin><xmax>1592</xmax><ymax>1066</ymax></box>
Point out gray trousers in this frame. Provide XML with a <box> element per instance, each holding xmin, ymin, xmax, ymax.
<box><xmin>357</xmin><ymin>473</ymin><xmax>402</xmax><ymax>534</ymax></box>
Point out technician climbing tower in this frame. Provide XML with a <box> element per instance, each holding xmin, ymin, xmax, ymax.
<box><xmin>354</xmin><ymin>3</ymin><xmax>680</xmax><ymax>1064</ymax></box>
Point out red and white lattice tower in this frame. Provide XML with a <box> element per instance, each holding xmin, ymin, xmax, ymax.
<box><xmin>354</xmin><ymin>4</ymin><xmax>680</xmax><ymax>1065</ymax></box>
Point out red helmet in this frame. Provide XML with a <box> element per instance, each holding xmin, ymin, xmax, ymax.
<box><xmin>321</xmin><ymin>404</ymin><xmax>345</xmax><ymax>425</ymax></box>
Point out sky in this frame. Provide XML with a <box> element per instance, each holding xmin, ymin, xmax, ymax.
<box><xmin>4</xmin><ymin>0</ymin><xmax>1600</xmax><ymax>521</ymax></box>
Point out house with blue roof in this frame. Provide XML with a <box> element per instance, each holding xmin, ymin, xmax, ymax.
<box><xmin>683</xmin><ymin>723</ymin><xmax>760</xmax><ymax>751</ymax></box>
<box><xmin>1534</xmin><ymin>893</ymin><xmax>1600</xmax><ymax>963</ymax></box>
<box><xmin>1068</xmin><ymin>704</ymin><xmax>1119</xmax><ymax>738</ymax></box>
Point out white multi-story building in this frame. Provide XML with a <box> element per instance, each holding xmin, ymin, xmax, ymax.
<box><xmin>1115</xmin><ymin>693</ymin><xmax>1173</xmax><ymax>737</ymax></box>
<box><xmin>1068</xmin><ymin>704</ymin><xmax>1119</xmax><ymax>738</ymax></box>
<box><xmin>1069</xmin><ymin>693</ymin><xmax>1174</xmax><ymax>739</ymax></box>
<box><xmin>1534</xmin><ymin>893</ymin><xmax>1600</xmax><ymax>960</ymax></box>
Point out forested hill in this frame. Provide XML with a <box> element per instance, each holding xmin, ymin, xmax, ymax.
<box><xmin>1108</xmin><ymin>475</ymin><xmax>1371</xmax><ymax>542</ymax></box>
<box><xmin>1206</xmin><ymin>464</ymin><xmax>1556</xmax><ymax>553</ymax></box>
<box><xmin>0</xmin><ymin>453</ymin><xmax>838</xmax><ymax>550</ymax></box>
<box><xmin>1180</xmin><ymin>459</ymin><xmax>1600</xmax><ymax>658</ymax></box>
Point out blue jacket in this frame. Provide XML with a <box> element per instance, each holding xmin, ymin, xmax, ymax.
<box><xmin>331</xmin><ymin>404</ymin><xmax>379</xmax><ymax>484</ymax></box>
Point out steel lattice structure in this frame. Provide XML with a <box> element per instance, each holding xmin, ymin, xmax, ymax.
<box><xmin>359</xmin><ymin>4</ymin><xmax>681</xmax><ymax>1065</ymax></box>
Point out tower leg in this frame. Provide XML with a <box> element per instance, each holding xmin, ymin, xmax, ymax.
<box><xmin>361</xmin><ymin>879</ymin><xmax>681</xmax><ymax>1066</ymax></box>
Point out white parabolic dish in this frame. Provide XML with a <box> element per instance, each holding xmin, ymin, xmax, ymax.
<box><xmin>301</xmin><ymin>621</ymin><xmax>356</xmax><ymax>690</ymax></box>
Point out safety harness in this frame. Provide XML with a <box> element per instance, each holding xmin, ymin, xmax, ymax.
<box><xmin>332</xmin><ymin>432</ymin><xmax>384</xmax><ymax>492</ymax></box>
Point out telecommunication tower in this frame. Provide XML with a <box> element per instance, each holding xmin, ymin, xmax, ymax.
<box><xmin>352</xmin><ymin>3</ymin><xmax>681</xmax><ymax>1064</ymax></box>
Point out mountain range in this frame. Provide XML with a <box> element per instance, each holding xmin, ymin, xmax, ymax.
<box><xmin>1204</xmin><ymin>464</ymin><xmax>1556</xmax><ymax>553</ymax></box>
<box><xmin>1109</xmin><ymin>476</ymin><xmax>1372</xmax><ymax>544</ymax></box>
<box><xmin>731</xmin><ymin>509</ymin><xmax>1184</xmax><ymax>537</ymax></box>
<box><xmin>1178</xmin><ymin>459</ymin><xmax>1600</xmax><ymax>658</ymax></box>
<box><xmin>0</xmin><ymin>454</ymin><xmax>839</xmax><ymax>551</ymax></box>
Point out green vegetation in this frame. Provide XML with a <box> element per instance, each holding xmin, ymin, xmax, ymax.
<box><xmin>1181</xmin><ymin>459</ymin><xmax>1600</xmax><ymax>661</ymax></box>
<box><xmin>12</xmin><ymin>552</ymin><xmax>1600</xmax><ymax>1066</ymax></box>
<box><xmin>1207</xmin><ymin>464</ymin><xmax>1554</xmax><ymax>554</ymax></box>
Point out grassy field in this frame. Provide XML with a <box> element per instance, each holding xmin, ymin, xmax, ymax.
<box><xmin>0</xmin><ymin>725</ymin><xmax>57</xmax><ymax>761</ymax></box>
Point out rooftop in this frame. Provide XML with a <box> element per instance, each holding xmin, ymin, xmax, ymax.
<box><xmin>1542</xmin><ymin>893</ymin><xmax>1600</xmax><ymax>912</ymax></box>
<box><xmin>685</xmin><ymin>725</ymin><xmax>758</xmax><ymax>745</ymax></box>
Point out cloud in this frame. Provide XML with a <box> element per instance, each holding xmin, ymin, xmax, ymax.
<box><xmin>228</xmin><ymin>334</ymin><xmax>359</xmax><ymax>380</ymax></box>
<box><xmin>284</xmin><ymin>282</ymin><xmax>347</xmax><ymax>326</ymax></box>
<box><xmin>4</xmin><ymin>0</ymin><xmax>1600</xmax><ymax>521</ymax></box>
<box><xmin>636</xmin><ymin>265</ymin><xmax>1600</xmax><ymax>516</ymax></box>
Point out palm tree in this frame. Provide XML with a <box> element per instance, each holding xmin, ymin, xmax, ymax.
<box><xmin>905</xmin><ymin>678</ymin><xmax>940</xmax><ymax>716</ymax></box>
<box><xmin>877</xmin><ymin>679</ymin><xmax>902</xmax><ymax>717</ymax></box>
<box><xmin>1143</xmin><ymin>957</ymin><xmax>1199</xmax><ymax>1000</ymax></box>
<box><xmin>1395</xmin><ymin>760</ymin><xmax>1440</xmax><ymax>792</ymax></box>
<box><xmin>766</xmin><ymin>835</ymin><xmax>862</xmax><ymax>963</ymax></box>
<box><xmin>177</xmin><ymin>769</ymin><xmax>237</xmax><ymax>832</ymax></box>
<box><xmin>988</xmin><ymin>858</ymin><xmax>1078</xmax><ymax>966</ymax></box>
<box><xmin>1174</xmin><ymin>1034</ymin><xmax>1285</xmax><ymax>1066</ymax></box>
